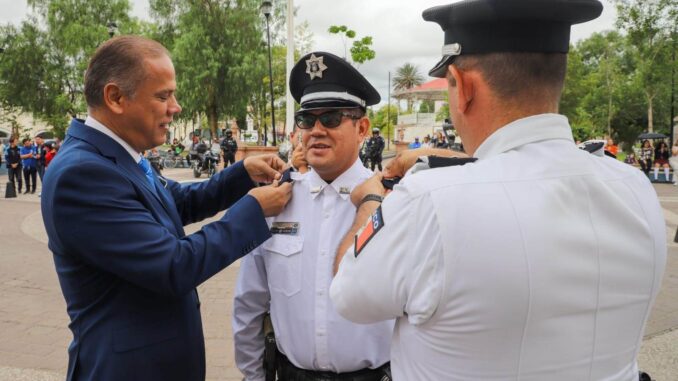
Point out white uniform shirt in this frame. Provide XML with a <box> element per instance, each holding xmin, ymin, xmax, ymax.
<box><xmin>233</xmin><ymin>159</ymin><xmax>393</xmax><ymax>381</ymax></box>
<box><xmin>331</xmin><ymin>114</ymin><xmax>667</xmax><ymax>381</ymax></box>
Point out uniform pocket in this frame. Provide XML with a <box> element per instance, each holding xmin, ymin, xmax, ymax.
<box><xmin>263</xmin><ymin>235</ymin><xmax>303</xmax><ymax>296</ymax></box>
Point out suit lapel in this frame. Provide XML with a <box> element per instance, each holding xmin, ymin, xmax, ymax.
<box><xmin>67</xmin><ymin>119</ymin><xmax>176</xmax><ymax>222</ymax></box>
<box><xmin>154</xmin><ymin>174</ymin><xmax>185</xmax><ymax>235</ymax></box>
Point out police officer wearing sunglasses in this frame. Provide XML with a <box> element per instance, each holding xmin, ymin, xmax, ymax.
<box><xmin>233</xmin><ymin>52</ymin><xmax>393</xmax><ymax>381</ymax></box>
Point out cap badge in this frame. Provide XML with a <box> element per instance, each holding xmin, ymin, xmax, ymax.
<box><xmin>306</xmin><ymin>54</ymin><xmax>328</xmax><ymax>80</ymax></box>
<box><xmin>442</xmin><ymin>43</ymin><xmax>462</xmax><ymax>56</ymax></box>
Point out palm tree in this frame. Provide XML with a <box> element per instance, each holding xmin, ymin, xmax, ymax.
<box><xmin>393</xmin><ymin>63</ymin><xmax>424</xmax><ymax>112</ymax></box>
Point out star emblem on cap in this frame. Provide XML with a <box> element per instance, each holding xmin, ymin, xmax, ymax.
<box><xmin>305</xmin><ymin>54</ymin><xmax>328</xmax><ymax>80</ymax></box>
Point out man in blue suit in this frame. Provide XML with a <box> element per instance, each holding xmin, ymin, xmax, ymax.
<box><xmin>40</xmin><ymin>35</ymin><xmax>292</xmax><ymax>381</ymax></box>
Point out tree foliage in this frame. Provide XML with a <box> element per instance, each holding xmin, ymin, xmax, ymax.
<box><xmin>149</xmin><ymin>0</ymin><xmax>266</xmax><ymax>138</ymax></box>
<box><xmin>559</xmin><ymin>0</ymin><xmax>676</xmax><ymax>149</ymax></box>
<box><xmin>0</xmin><ymin>0</ymin><xmax>137</xmax><ymax>138</ymax></box>
<box><xmin>393</xmin><ymin>63</ymin><xmax>424</xmax><ymax>113</ymax></box>
<box><xmin>328</xmin><ymin>25</ymin><xmax>375</xmax><ymax>65</ymax></box>
<box><xmin>613</xmin><ymin>0</ymin><xmax>677</xmax><ymax>133</ymax></box>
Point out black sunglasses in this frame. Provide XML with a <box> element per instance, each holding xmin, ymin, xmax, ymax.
<box><xmin>294</xmin><ymin>110</ymin><xmax>362</xmax><ymax>129</ymax></box>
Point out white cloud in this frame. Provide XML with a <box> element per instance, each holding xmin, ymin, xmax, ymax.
<box><xmin>1</xmin><ymin>0</ymin><xmax>618</xmax><ymax>107</ymax></box>
<box><xmin>295</xmin><ymin>0</ymin><xmax>617</xmax><ymax>104</ymax></box>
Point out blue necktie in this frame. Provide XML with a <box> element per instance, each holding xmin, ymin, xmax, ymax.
<box><xmin>138</xmin><ymin>157</ymin><xmax>157</xmax><ymax>191</ymax></box>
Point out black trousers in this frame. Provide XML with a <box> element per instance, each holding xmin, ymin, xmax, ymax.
<box><xmin>370</xmin><ymin>155</ymin><xmax>383</xmax><ymax>171</ymax></box>
<box><xmin>37</xmin><ymin>163</ymin><xmax>45</xmax><ymax>182</ymax></box>
<box><xmin>8</xmin><ymin>166</ymin><xmax>22</xmax><ymax>191</ymax></box>
<box><xmin>23</xmin><ymin>166</ymin><xmax>37</xmax><ymax>192</ymax></box>
<box><xmin>277</xmin><ymin>354</ymin><xmax>389</xmax><ymax>381</ymax></box>
<box><xmin>640</xmin><ymin>159</ymin><xmax>652</xmax><ymax>174</ymax></box>
<box><xmin>223</xmin><ymin>152</ymin><xmax>236</xmax><ymax>167</ymax></box>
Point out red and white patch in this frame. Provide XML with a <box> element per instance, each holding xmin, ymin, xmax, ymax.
<box><xmin>354</xmin><ymin>206</ymin><xmax>384</xmax><ymax>257</ymax></box>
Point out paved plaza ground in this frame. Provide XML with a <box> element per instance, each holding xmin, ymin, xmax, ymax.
<box><xmin>0</xmin><ymin>165</ymin><xmax>677</xmax><ymax>380</ymax></box>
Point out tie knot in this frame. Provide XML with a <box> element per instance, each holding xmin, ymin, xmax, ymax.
<box><xmin>138</xmin><ymin>157</ymin><xmax>152</xmax><ymax>173</ymax></box>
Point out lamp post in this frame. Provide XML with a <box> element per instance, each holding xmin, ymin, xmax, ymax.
<box><xmin>261</xmin><ymin>1</ymin><xmax>276</xmax><ymax>147</ymax></box>
<box><xmin>670</xmin><ymin>28</ymin><xmax>676</xmax><ymax>147</ymax></box>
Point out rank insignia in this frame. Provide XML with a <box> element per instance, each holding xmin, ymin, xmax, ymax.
<box><xmin>339</xmin><ymin>187</ymin><xmax>351</xmax><ymax>195</ymax></box>
<box><xmin>354</xmin><ymin>206</ymin><xmax>384</xmax><ymax>257</ymax></box>
<box><xmin>305</xmin><ymin>54</ymin><xmax>327</xmax><ymax>80</ymax></box>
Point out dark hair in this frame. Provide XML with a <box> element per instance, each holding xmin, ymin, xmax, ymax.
<box><xmin>84</xmin><ymin>35</ymin><xmax>169</xmax><ymax>109</ymax></box>
<box><xmin>9</xmin><ymin>137</ymin><xmax>15</xmax><ymax>143</ymax></box>
<box><xmin>22</xmin><ymin>138</ymin><xmax>31</xmax><ymax>144</ymax></box>
<box><xmin>449</xmin><ymin>52</ymin><xmax>568</xmax><ymax>104</ymax></box>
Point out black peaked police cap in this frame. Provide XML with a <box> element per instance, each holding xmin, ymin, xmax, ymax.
<box><xmin>290</xmin><ymin>51</ymin><xmax>380</xmax><ymax>112</ymax></box>
<box><xmin>423</xmin><ymin>0</ymin><xmax>603</xmax><ymax>78</ymax></box>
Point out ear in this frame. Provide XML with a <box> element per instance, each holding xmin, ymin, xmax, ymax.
<box><xmin>449</xmin><ymin>65</ymin><xmax>475</xmax><ymax>114</ymax></box>
<box><xmin>357</xmin><ymin>116</ymin><xmax>370</xmax><ymax>140</ymax></box>
<box><xmin>103</xmin><ymin>83</ymin><xmax>126</xmax><ymax>115</ymax></box>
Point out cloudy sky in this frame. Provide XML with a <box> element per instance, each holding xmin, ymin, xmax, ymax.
<box><xmin>0</xmin><ymin>0</ymin><xmax>618</xmax><ymax>105</ymax></box>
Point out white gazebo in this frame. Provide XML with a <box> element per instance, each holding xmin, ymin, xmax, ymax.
<box><xmin>393</xmin><ymin>78</ymin><xmax>448</xmax><ymax>142</ymax></box>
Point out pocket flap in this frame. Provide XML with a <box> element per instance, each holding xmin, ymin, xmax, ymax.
<box><xmin>262</xmin><ymin>234</ymin><xmax>303</xmax><ymax>256</ymax></box>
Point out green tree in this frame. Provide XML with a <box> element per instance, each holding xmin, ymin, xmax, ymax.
<box><xmin>328</xmin><ymin>25</ymin><xmax>375</xmax><ymax>65</ymax></box>
<box><xmin>150</xmin><ymin>0</ymin><xmax>266</xmax><ymax>138</ymax></box>
<box><xmin>0</xmin><ymin>0</ymin><xmax>137</xmax><ymax>138</ymax></box>
<box><xmin>371</xmin><ymin>104</ymin><xmax>398</xmax><ymax>145</ymax></box>
<box><xmin>393</xmin><ymin>63</ymin><xmax>424</xmax><ymax>113</ymax></box>
<box><xmin>614</xmin><ymin>0</ymin><xmax>677</xmax><ymax>132</ymax></box>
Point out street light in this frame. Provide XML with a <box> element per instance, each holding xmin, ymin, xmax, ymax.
<box><xmin>261</xmin><ymin>0</ymin><xmax>276</xmax><ymax>147</ymax></box>
<box><xmin>107</xmin><ymin>22</ymin><xmax>118</xmax><ymax>39</ymax></box>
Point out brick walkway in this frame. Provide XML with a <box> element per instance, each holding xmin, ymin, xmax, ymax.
<box><xmin>0</xmin><ymin>167</ymin><xmax>677</xmax><ymax>380</ymax></box>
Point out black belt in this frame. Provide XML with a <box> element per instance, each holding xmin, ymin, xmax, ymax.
<box><xmin>277</xmin><ymin>353</ymin><xmax>390</xmax><ymax>381</ymax></box>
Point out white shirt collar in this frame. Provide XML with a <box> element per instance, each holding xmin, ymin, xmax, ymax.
<box><xmin>474</xmin><ymin>114</ymin><xmax>573</xmax><ymax>160</ymax></box>
<box><xmin>85</xmin><ymin>116</ymin><xmax>142</xmax><ymax>163</ymax></box>
<box><xmin>306</xmin><ymin>158</ymin><xmax>370</xmax><ymax>200</ymax></box>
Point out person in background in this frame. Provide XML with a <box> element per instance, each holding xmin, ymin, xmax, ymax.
<box><xmin>5</xmin><ymin>137</ymin><xmax>23</xmax><ymax>193</ymax></box>
<box><xmin>670</xmin><ymin>138</ymin><xmax>678</xmax><ymax>186</ymax></box>
<box><xmin>220</xmin><ymin>130</ymin><xmax>238</xmax><ymax>168</ymax></box>
<box><xmin>366</xmin><ymin>128</ymin><xmax>385</xmax><ymax>171</ymax></box>
<box><xmin>19</xmin><ymin>138</ymin><xmax>37</xmax><ymax>194</ymax></box>
<box><xmin>146</xmin><ymin>147</ymin><xmax>163</xmax><ymax>174</ymax></box>
<box><xmin>605</xmin><ymin>137</ymin><xmax>618</xmax><ymax>158</ymax></box>
<box><xmin>639</xmin><ymin>139</ymin><xmax>653</xmax><ymax>176</ymax></box>
<box><xmin>408</xmin><ymin>137</ymin><xmax>421</xmax><ymax>149</ymax></box>
<box><xmin>288</xmin><ymin>124</ymin><xmax>309</xmax><ymax>173</ymax></box>
<box><xmin>653</xmin><ymin>141</ymin><xmax>670</xmax><ymax>181</ymax></box>
<box><xmin>433</xmin><ymin>131</ymin><xmax>448</xmax><ymax>148</ymax></box>
<box><xmin>624</xmin><ymin>151</ymin><xmax>637</xmax><ymax>166</ymax></box>
<box><xmin>422</xmin><ymin>135</ymin><xmax>433</xmax><ymax>148</ymax></box>
<box><xmin>44</xmin><ymin>142</ymin><xmax>57</xmax><ymax>169</ymax></box>
<box><xmin>34</xmin><ymin>135</ymin><xmax>47</xmax><ymax>183</ymax></box>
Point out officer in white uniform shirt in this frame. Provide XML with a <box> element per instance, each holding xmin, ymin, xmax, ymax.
<box><xmin>233</xmin><ymin>51</ymin><xmax>393</xmax><ymax>381</ymax></box>
<box><xmin>330</xmin><ymin>1</ymin><xmax>667</xmax><ymax>380</ymax></box>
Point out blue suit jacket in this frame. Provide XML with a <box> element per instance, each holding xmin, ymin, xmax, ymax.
<box><xmin>41</xmin><ymin>119</ymin><xmax>271</xmax><ymax>381</ymax></box>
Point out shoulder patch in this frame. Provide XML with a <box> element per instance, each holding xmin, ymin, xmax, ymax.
<box><xmin>354</xmin><ymin>206</ymin><xmax>385</xmax><ymax>257</ymax></box>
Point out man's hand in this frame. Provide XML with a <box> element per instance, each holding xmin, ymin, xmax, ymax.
<box><xmin>383</xmin><ymin>148</ymin><xmax>468</xmax><ymax>178</ymax></box>
<box><xmin>243</xmin><ymin>154</ymin><xmax>286</xmax><ymax>183</ymax></box>
<box><xmin>248</xmin><ymin>181</ymin><xmax>293</xmax><ymax>217</ymax></box>
<box><xmin>350</xmin><ymin>172</ymin><xmax>385</xmax><ymax>207</ymax></box>
<box><xmin>291</xmin><ymin>144</ymin><xmax>309</xmax><ymax>174</ymax></box>
<box><xmin>10</xmin><ymin>163</ymin><xmax>17</xmax><ymax>169</ymax></box>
